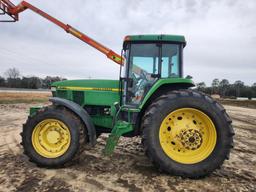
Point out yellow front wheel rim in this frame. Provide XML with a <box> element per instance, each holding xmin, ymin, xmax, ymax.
<box><xmin>32</xmin><ymin>119</ymin><xmax>71</xmax><ymax>158</ymax></box>
<box><xmin>159</xmin><ymin>108</ymin><xmax>217</xmax><ymax>164</ymax></box>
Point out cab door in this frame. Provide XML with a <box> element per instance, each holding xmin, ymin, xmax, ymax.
<box><xmin>125</xmin><ymin>43</ymin><xmax>160</xmax><ymax>105</ymax></box>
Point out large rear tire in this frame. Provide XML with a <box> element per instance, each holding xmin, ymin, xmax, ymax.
<box><xmin>21</xmin><ymin>106</ymin><xmax>86</xmax><ymax>167</ymax></box>
<box><xmin>142</xmin><ymin>90</ymin><xmax>234</xmax><ymax>178</ymax></box>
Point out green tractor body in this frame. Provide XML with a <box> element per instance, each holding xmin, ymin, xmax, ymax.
<box><xmin>49</xmin><ymin>78</ymin><xmax>193</xmax><ymax>129</ymax></box>
<box><xmin>38</xmin><ymin>34</ymin><xmax>194</xmax><ymax>152</ymax></box>
<box><xmin>24</xmin><ymin>35</ymin><xmax>234</xmax><ymax>178</ymax></box>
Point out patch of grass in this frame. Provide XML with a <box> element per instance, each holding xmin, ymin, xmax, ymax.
<box><xmin>0</xmin><ymin>92</ymin><xmax>51</xmax><ymax>104</ymax></box>
<box><xmin>0</xmin><ymin>98</ymin><xmax>49</xmax><ymax>104</ymax></box>
<box><xmin>219</xmin><ymin>99</ymin><xmax>256</xmax><ymax>109</ymax></box>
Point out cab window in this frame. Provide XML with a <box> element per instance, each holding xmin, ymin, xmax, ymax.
<box><xmin>161</xmin><ymin>44</ymin><xmax>180</xmax><ymax>78</ymax></box>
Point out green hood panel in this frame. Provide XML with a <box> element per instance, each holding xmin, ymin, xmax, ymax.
<box><xmin>51</xmin><ymin>79</ymin><xmax>119</xmax><ymax>90</ymax></box>
<box><xmin>51</xmin><ymin>79</ymin><xmax>120</xmax><ymax>129</ymax></box>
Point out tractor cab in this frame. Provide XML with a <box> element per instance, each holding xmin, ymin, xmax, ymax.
<box><xmin>122</xmin><ymin>35</ymin><xmax>186</xmax><ymax>105</ymax></box>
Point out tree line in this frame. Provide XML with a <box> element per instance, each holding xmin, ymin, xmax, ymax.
<box><xmin>196</xmin><ymin>79</ymin><xmax>256</xmax><ymax>99</ymax></box>
<box><xmin>1</xmin><ymin>68</ymin><xmax>255</xmax><ymax>98</ymax></box>
<box><xmin>0</xmin><ymin>68</ymin><xmax>67</xmax><ymax>89</ymax></box>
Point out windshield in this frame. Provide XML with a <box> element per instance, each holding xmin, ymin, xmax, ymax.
<box><xmin>128</xmin><ymin>44</ymin><xmax>159</xmax><ymax>77</ymax></box>
<box><xmin>124</xmin><ymin>43</ymin><xmax>182</xmax><ymax>105</ymax></box>
<box><xmin>127</xmin><ymin>43</ymin><xmax>181</xmax><ymax>79</ymax></box>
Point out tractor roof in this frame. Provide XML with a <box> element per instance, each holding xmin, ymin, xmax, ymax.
<box><xmin>123</xmin><ymin>34</ymin><xmax>186</xmax><ymax>47</ymax></box>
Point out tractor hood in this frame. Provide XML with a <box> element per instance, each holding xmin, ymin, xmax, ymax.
<box><xmin>51</xmin><ymin>79</ymin><xmax>120</xmax><ymax>92</ymax></box>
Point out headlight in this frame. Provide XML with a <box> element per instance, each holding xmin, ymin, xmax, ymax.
<box><xmin>51</xmin><ymin>87</ymin><xmax>57</xmax><ymax>92</ymax></box>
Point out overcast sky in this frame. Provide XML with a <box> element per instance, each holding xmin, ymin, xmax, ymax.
<box><xmin>0</xmin><ymin>0</ymin><xmax>255</xmax><ymax>85</ymax></box>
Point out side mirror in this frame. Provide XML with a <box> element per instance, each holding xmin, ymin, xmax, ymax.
<box><xmin>151</xmin><ymin>74</ymin><xmax>160</xmax><ymax>78</ymax></box>
<box><xmin>185</xmin><ymin>75</ymin><xmax>193</xmax><ymax>79</ymax></box>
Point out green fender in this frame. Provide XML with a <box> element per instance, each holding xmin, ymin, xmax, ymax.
<box><xmin>139</xmin><ymin>78</ymin><xmax>195</xmax><ymax>110</ymax></box>
<box><xmin>49</xmin><ymin>97</ymin><xmax>97</xmax><ymax>146</ymax></box>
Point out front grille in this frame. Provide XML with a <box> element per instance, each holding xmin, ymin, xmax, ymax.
<box><xmin>73</xmin><ymin>91</ymin><xmax>84</xmax><ymax>105</ymax></box>
<box><xmin>57</xmin><ymin>90</ymin><xmax>67</xmax><ymax>98</ymax></box>
<box><xmin>84</xmin><ymin>105</ymin><xmax>111</xmax><ymax>116</ymax></box>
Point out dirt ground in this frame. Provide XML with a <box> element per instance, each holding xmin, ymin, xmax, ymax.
<box><xmin>0</xmin><ymin>103</ymin><xmax>255</xmax><ymax>192</ymax></box>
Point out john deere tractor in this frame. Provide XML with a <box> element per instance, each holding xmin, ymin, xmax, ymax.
<box><xmin>1</xmin><ymin>0</ymin><xmax>234</xmax><ymax>178</ymax></box>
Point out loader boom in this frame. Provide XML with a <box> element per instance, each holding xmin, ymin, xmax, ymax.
<box><xmin>0</xmin><ymin>0</ymin><xmax>123</xmax><ymax>65</ymax></box>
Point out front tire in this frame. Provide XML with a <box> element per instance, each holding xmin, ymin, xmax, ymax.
<box><xmin>21</xmin><ymin>106</ymin><xmax>85</xmax><ymax>167</ymax></box>
<box><xmin>142</xmin><ymin>90</ymin><xmax>234</xmax><ymax>178</ymax></box>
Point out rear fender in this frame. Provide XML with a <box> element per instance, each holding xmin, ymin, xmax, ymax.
<box><xmin>134</xmin><ymin>80</ymin><xmax>194</xmax><ymax>135</ymax></box>
<box><xmin>139</xmin><ymin>79</ymin><xmax>195</xmax><ymax>110</ymax></box>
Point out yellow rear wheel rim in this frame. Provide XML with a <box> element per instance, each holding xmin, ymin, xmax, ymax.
<box><xmin>159</xmin><ymin>108</ymin><xmax>217</xmax><ymax>164</ymax></box>
<box><xmin>32</xmin><ymin>119</ymin><xmax>71</xmax><ymax>158</ymax></box>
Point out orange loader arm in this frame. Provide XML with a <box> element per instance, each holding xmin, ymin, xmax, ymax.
<box><xmin>0</xmin><ymin>0</ymin><xmax>123</xmax><ymax>65</ymax></box>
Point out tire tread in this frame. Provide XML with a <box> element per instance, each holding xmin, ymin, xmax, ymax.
<box><xmin>141</xmin><ymin>89</ymin><xmax>234</xmax><ymax>178</ymax></box>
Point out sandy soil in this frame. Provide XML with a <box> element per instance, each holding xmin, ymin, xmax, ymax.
<box><xmin>0</xmin><ymin>103</ymin><xmax>255</xmax><ymax>192</ymax></box>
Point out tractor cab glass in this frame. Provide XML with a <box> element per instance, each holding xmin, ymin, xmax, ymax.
<box><xmin>123</xmin><ymin>42</ymin><xmax>183</xmax><ymax>105</ymax></box>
